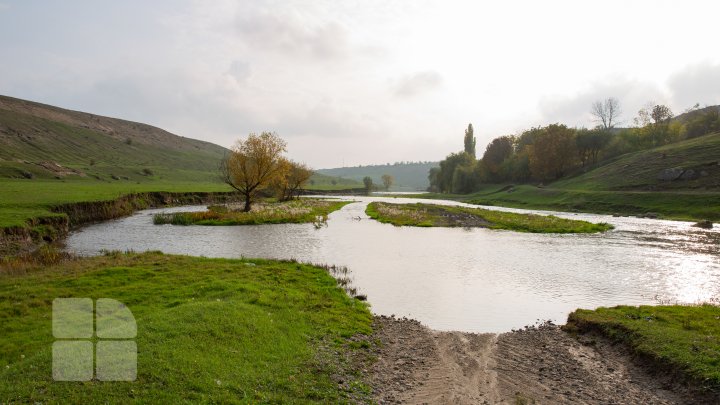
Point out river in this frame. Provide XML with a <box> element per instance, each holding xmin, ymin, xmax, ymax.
<box><xmin>64</xmin><ymin>196</ymin><xmax>720</xmax><ymax>333</ymax></box>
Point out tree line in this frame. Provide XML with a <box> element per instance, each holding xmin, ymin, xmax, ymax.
<box><xmin>429</xmin><ymin>99</ymin><xmax>720</xmax><ymax>193</ymax></box>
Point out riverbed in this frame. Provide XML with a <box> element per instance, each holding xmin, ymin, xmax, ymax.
<box><xmin>64</xmin><ymin>196</ymin><xmax>720</xmax><ymax>333</ymax></box>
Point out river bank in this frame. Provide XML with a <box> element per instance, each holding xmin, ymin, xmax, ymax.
<box><xmin>3</xmin><ymin>248</ymin><xmax>719</xmax><ymax>403</ymax></box>
<box><xmin>406</xmin><ymin>185</ymin><xmax>720</xmax><ymax>223</ymax></box>
<box><xmin>0</xmin><ymin>190</ymin><xmax>241</xmax><ymax>255</ymax></box>
<box><xmin>368</xmin><ymin>315</ymin><xmax>718</xmax><ymax>404</ymax></box>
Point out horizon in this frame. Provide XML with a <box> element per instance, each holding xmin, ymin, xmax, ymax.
<box><xmin>1</xmin><ymin>0</ymin><xmax>719</xmax><ymax>167</ymax></box>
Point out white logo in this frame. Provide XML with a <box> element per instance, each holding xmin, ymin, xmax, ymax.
<box><xmin>52</xmin><ymin>298</ymin><xmax>137</xmax><ymax>381</ymax></box>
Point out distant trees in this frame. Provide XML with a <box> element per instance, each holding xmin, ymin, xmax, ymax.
<box><xmin>220</xmin><ymin>131</ymin><xmax>311</xmax><ymax>211</ymax></box>
<box><xmin>428</xmin><ymin>100</ymin><xmax>719</xmax><ymax>194</ymax></box>
<box><xmin>381</xmin><ymin>174</ymin><xmax>394</xmax><ymax>191</ymax></box>
<box><xmin>463</xmin><ymin>123</ymin><xmax>476</xmax><ymax>157</ymax></box>
<box><xmin>591</xmin><ymin>98</ymin><xmax>621</xmax><ymax>129</ymax></box>
<box><xmin>482</xmin><ymin>136</ymin><xmax>514</xmax><ymax>177</ymax></box>
<box><xmin>363</xmin><ymin>176</ymin><xmax>373</xmax><ymax>193</ymax></box>
<box><xmin>684</xmin><ymin>108</ymin><xmax>720</xmax><ymax>138</ymax></box>
<box><xmin>576</xmin><ymin>129</ymin><xmax>611</xmax><ymax>167</ymax></box>
<box><xmin>528</xmin><ymin>124</ymin><xmax>577</xmax><ymax>181</ymax></box>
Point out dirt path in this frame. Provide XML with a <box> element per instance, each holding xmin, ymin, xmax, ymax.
<box><xmin>369</xmin><ymin>316</ymin><xmax>709</xmax><ymax>404</ymax></box>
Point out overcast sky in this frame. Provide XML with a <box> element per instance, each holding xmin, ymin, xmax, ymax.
<box><xmin>1</xmin><ymin>1</ymin><xmax>719</xmax><ymax>168</ymax></box>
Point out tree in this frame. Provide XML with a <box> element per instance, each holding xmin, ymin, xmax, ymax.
<box><xmin>591</xmin><ymin>98</ymin><xmax>621</xmax><ymax>130</ymax></box>
<box><xmin>650</xmin><ymin>104</ymin><xmax>673</xmax><ymax>124</ymax></box>
<box><xmin>635</xmin><ymin>104</ymin><xmax>674</xmax><ymax>147</ymax></box>
<box><xmin>381</xmin><ymin>174</ymin><xmax>394</xmax><ymax>191</ymax></box>
<box><xmin>220</xmin><ymin>131</ymin><xmax>287</xmax><ymax>212</ymax></box>
<box><xmin>428</xmin><ymin>167</ymin><xmax>441</xmax><ymax>192</ymax></box>
<box><xmin>451</xmin><ymin>162</ymin><xmax>478</xmax><ymax>194</ymax></box>
<box><xmin>482</xmin><ymin>135</ymin><xmax>514</xmax><ymax>175</ymax></box>
<box><xmin>528</xmin><ymin>124</ymin><xmax>577</xmax><ymax>181</ymax></box>
<box><xmin>576</xmin><ymin>129</ymin><xmax>611</xmax><ymax>167</ymax></box>
<box><xmin>464</xmin><ymin>123</ymin><xmax>476</xmax><ymax>157</ymax></box>
<box><xmin>362</xmin><ymin>176</ymin><xmax>373</xmax><ymax>193</ymax></box>
<box><xmin>275</xmin><ymin>159</ymin><xmax>313</xmax><ymax>201</ymax></box>
<box><xmin>437</xmin><ymin>152</ymin><xmax>474</xmax><ymax>193</ymax></box>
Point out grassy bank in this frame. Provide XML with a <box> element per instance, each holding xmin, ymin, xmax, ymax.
<box><xmin>0</xmin><ymin>252</ymin><xmax>372</xmax><ymax>403</ymax></box>
<box><xmin>409</xmin><ymin>185</ymin><xmax>720</xmax><ymax>222</ymax></box>
<box><xmin>566</xmin><ymin>305</ymin><xmax>720</xmax><ymax>394</ymax></box>
<box><xmin>0</xmin><ymin>178</ymin><xmax>231</xmax><ymax>229</ymax></box>
<box><xmin>366</xmin><ymin>202</ymin><xmax>612</xmax><ymax>233</ymax></box>
<box><xmin>153</xmin><ymin>200</ymin><xmax>351</xmax><ymax>226</ymax></box>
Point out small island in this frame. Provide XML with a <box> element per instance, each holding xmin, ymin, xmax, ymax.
<box><xmin>153</xmin><ymin>199</ymin><xmax>350</xmax><ymax>226</ymax></box>
<box><xmin>366</xmin><ymin>201</ymin><xmax>613</xmax><ymax>233</ymax></box>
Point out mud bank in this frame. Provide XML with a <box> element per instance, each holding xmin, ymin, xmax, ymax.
<box><xmin>0</xmin><ymin>191</ymin><xmax>239</xmax><ymax>255</ymax></box>
<box><xmin>369</xmin><ymin>316</ymin><xmax>716</xmax><ymax>404</ymax></box>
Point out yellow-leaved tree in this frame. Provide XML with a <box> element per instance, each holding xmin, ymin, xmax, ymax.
<box><xmin>274</xmin><ymin>159</ymin><xmax>314</xmax><ymax>201</ymax></box>
<box><xmin>220</xmin><ymin>132</ymin><xmax>287</xmax><ymax>212</ymax></box>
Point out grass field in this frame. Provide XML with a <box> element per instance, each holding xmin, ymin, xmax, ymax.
<box><xmin>0</xmin><ymin>252</ymin><xmax>373</xmax><ymax>403</ymax></box>
<box><xmin>0</xmin><ymin>178</ymin><xmax>231</xmax><ymax>228</ymax></box>
<box><xmin>366</xmin><ymin>202</ymin><xmax>612</xmax><ymax>233</ymax></box>
<box><xmin>566</xmin><ymin>305</ymin><xmax>720</xmax><ymax>393</ymax></box>
<box><xmin>153</xmin><ymin>200</ymin><xmax>351</xmax><ymax>226</ymax></box>
<box><xmin>556</xmin><ymin>132</ymin><xmax>720</xmax><ymax>191</ymax></box>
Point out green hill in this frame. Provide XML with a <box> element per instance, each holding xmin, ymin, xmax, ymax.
<box><xmin>427</xmin><ymin>134</ymin><xmax>720</xmax><ymax>221</ymax></box>
<box><xmin>316</xmin><ymin>162</ymin><xmax>439</xmax><ymax>191</ymax></box>
<box><xmin>555</xmin><ymin>133</ymin><xmax>720</xmax><ymax>191</ymax></box>
<box><xmin>0</xmin><ymin>95</ymin><xmax>230</xmax><ymax>182</ymax></box>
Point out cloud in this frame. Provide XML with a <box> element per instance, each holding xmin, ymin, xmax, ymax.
<box><xmin>537</xmin><ymin>76</ymin><xmax>666</xmax><ymax>128</ymax></box>
<box><xmin>227</xmin><ymin>60</ymin><xmax>251</xmax><ymax>83</ymax></box>
<box><xmin>234</xmin><ymin>8</ymin><xmax>349</xmax><ymax>60</ymax></box>
<box><xmin>667</xmin><ymin>62</ymin><xmax>720</xmax><ymax>109</ymax></box>
<box><xmin>392</xmin><ymin>71</ymin><xmax>443</xmax><ymax>97</ymax></box>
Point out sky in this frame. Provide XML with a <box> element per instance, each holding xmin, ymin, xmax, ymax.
<box><xmin>1</xmin><ymin>0</ymin><xmax>719</xmax><ymax>168</ymax></box>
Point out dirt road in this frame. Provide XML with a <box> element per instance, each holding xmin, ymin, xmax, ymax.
<box><xmin>369</xmin><ymin>316</ymin><xmax>710</xmax><ymax>404</ymax></box>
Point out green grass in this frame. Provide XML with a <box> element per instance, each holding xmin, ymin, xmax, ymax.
<box><xmin>566</xmin><ymin>305</ymin><xmax>720</xmax><ymax>393</ymax></box>
<box><xmin>409</xmin><ymin>184</ymin><xmax>720</xmax><ymax>222</ymax></box>
<box><xmin>153</xmin><ymin>200</ymin><xmax>351</xmax><ymax>226</ymax></box>
<box><xmin>556</xmin><ymin>132</ymin><xmax>720</xmax><ymax>191</ymax></box>
<box><xmin>0</xmin><ymin>178</ymin><xmax>231</xmax><ymax>228</ymax></box>
<box><xmin>365</xmin><ymin>202</ymin><xmax>612</xmax><ymax>233</ymax></box>
<box><xmin>0</xmin><ymin>252</ymin><xmax>373</xmax><ymax>403</ymax></box>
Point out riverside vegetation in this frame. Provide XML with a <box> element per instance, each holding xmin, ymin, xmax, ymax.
<box><xmin>566</xmin><ymin>304</ymin><xmax>720</xmax><ymax>394</ymax></box>
<box><xmin>153</xmin><ymin>199</ymin><xmax>350</xmax><ymax>226</ymax></box>
<box><xmin>0</xmin><ymin>252</ymin><xmax>373</xmax><ymax>403</ymax></box>
<box><xmin>366</xmin><ymin>201</ymin><xmax>612</xmax><ymax>233</ymax></box>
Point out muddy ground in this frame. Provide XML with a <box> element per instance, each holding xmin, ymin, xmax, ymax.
<box><xmin>368</xmin><ymin>315</ymin><xmax>715</xmax><ymax>404</ymax></box>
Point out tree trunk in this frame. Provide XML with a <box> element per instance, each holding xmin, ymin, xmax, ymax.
<box><xmin>243</xmin><ymin>193</ymin><xmax>252</xmax><ymax>212</ymax></box>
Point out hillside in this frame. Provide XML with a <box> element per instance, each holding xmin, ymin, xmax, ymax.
<box><xmin>0</xmin><ymin>95</ymin><xmax>229</xmax><ymax>182</ymax></box>
<box><xmin>317</xmin><ymin>162</ymin><xmax>439</xmax><ymax>191</ymax></box>
<box><xmin>555</xmin><ymin>132</ymin><xmax>720</xmax><ymax>191</ymax></box>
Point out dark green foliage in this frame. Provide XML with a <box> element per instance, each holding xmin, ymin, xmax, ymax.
<box><xmin>433</xmin><ymin>152</ymin><xmax>474</xmax><ymax>193</ymax></box>
<box><xmin>362</xmin><ymin>176</ymin><xmax>373</xmax><ymax>193</ymax></box>
<box><xmin>576</xmin><ymin>128</ymin><xmax>611</xmax><ymax>167</ymax></box>
<box><xmin>464</xmin><ymin>123</ymin><xmax>476</xmax><ymax>157</ymax></box>
<box><xmin>482</xmin><ymin>135</ymin><xmax>514</xmax><ymax>176</ymax></box>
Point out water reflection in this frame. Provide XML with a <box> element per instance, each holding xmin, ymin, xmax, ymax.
<box><xmin>65</xmin><ymin>196</ymin><xmax>720</xmax><ymax>333</ymax></box>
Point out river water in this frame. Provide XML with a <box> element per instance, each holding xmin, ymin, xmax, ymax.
<box><xmin>65</xmin><ymin>196</ymin><xmax>720</xmax><ymax>333</ymax></box>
